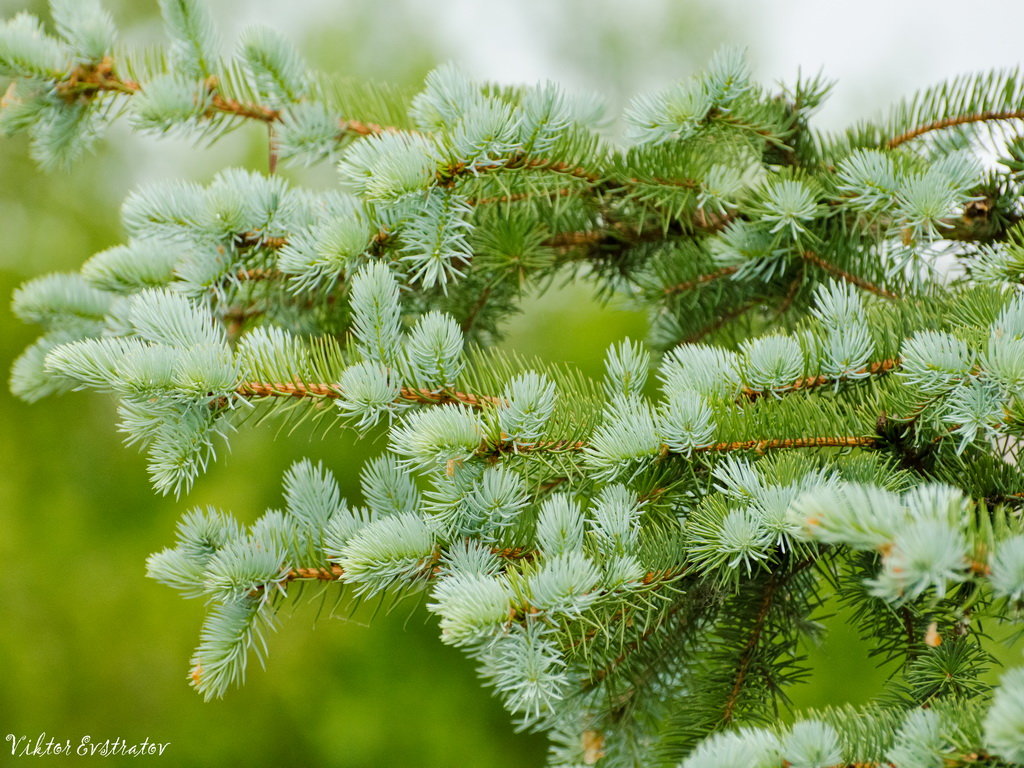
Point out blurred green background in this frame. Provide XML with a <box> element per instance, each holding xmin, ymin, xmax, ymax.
<box><xmin>2</xmin><ymin>1</ymin><xmax>1023</xmax><ymax>765</ymax></box>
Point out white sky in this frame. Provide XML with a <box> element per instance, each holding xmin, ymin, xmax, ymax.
<box><xmin>224</xmin><ymin>0</ymin><xmax>1024</xmax><ymax>130</ymax></box>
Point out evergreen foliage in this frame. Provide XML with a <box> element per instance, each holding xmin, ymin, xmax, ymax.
<box><xmin>5</xmin><ymin>2</ymin><xmax>1024</xmax><ymax>765</ymax></box>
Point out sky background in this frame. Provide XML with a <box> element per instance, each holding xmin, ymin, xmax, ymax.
<box><xmin>214</xmin><ymin>0</ymin><xmax>1024</xmax><ymax>129</ymax></box>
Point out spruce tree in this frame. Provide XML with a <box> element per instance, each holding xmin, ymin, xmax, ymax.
<box><xmin>5</xmin><ymin>2</ymin><xmax>1024</xmax><ymax>765</ymax></box>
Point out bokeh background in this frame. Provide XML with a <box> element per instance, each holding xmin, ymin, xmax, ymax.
<box><xmin>2</xmin><ymin>1</ymin><xmax>1024</xmax><ymax>765</ymax></box>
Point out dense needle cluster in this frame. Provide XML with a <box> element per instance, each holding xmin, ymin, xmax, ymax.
<box><xmin>5</xmin><ymin>1</ymin><xmax>1024</xmax><ymax>765</ymax></box>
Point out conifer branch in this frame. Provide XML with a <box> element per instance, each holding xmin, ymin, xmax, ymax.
<box><xmin>284</xmin><ymin>565</ymin><xmax>344</xmax><ymax>582</ymax></box>
<box><xmin>233</xmin><ymin>267</ymin><xmax>279</xmax><ymax>282</ymax></box>
<box><xmin>698</xmin><ymin>436</ymin><xmax>879</xmax><ymax>454</ymax></box>
<box><xmin>772</xmin><ymin>273</ymin><xmax>803</xmax><ymax>319</ymax></box>
<box><xmin>10</xmin><ymin>32</ymin><xmax>1024</xmax><ymax>765</ymax></box>
<box><xmin>719</xmin><ymin>557</ymin><xmax>814</xmax><ymax>725</ymax></box>
<box><xmin>886</xmin><ymin>110</ymin><xmax>1024</xmax><ymax>148</ymax></box>
<box><xmin>583</xmin><ymin>596</ymin><xmax>691</xmax><ymax>687</ymax></box>
<box><xmin>740</xmin><ymin>359</ymin><xmax>901</xmax><ymax>400</ymax></box>
<box><xmin>437</xmin><ymin>155</ymin><xmax>602</xmax><ymax>187</ymax></box>
<box><xmin>55</xmin><ymin>60</ymin><xmax>281</xmax><ymax>122</ymax></box>
<box><xmin>203</xmin><ymin>76</ymin><xmax>279</xmax><ymax>123</ymax></box>
<box><xmin>799</xmin><ymin>250</ymin><xmax>900</xmax><ymax>300</ymax></box>
<box><xmin>53</xmin><ymin>58</ymin><xmax>399</xmax><ymax>135</ymax></box>
<box><xmin>233</xmin><ymin>381</ymin><xmax>503</xmax><ymax>408</ymax></box>
<box><xmin>465</xmin><ymin>187</ymin><xmax>573</xmax><ymax>206</ymax></box>
<box><xmin>662</xmin><ymin>266</ymin><xmax>739</xmax><ymax>296</ymax></box>
<box><xmin>276</xmin><ymin>548</ymin><xmax>540</xmax><ymax>589</ymax></box>
<box><xmin>720</xmin><ymin>571</ymin><xmax>781</xmax><ymax>725</ymax></box>
<box><xmin>459</xmin><ymin>284</ymin><xmax>495</xmax><ymax>334</ymax></box>
<box><xmin>684</xmin><ymin>299</ymin><xmax>763</xmax><ymax>343</ymax></box>
<box><xmin>484</xmin><ymin>435</ymin><xmax>879</xmax><ymax>460</ymax></box>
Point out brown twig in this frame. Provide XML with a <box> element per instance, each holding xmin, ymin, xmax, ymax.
<box><xmin>887</xmin><ymin>110</ymin><xmax>1024</xmax><ymax>149</ymax></box>
<box><xmin>691</xmin><ymin>208</ymin><xmax>738</xmax><ymax>233</ymax></box>
<box><xmin>626</xmin><ymin>174</ymin><xmax>700</xmax><ymax>190</ymax></box>
<box><xmin>232</xmin><ymin>381</ymin><xmax>504</xmax><ymax>408</ymax></box>
<box><xmin>437</xmin><ymin>155</ymin><xmax>603</xmax><ymax>188</ymax></box>
<box><xmin>459</xmin><ymin>284</ymin><xmax>495</xmax><ymax>334</ymax></box>
<box><xmin>517</xmin><ymin>156</ymin><xmax>603</xmax><ymax>183</ymax></box>
<box><xmin>401</xmin><ymin>387</ymin><xmax>505</xmax><ymax>408</ymax></box>
<box><xmin>342</xmin><ymin>118</ymin><xmax>401</xmax><ymax>136</ymax></box>
<box><xmin>53</xmin><ymin>57</ymin><xmax>137</xmax><ymax>99</ymax></box>
<box><xmin>799</xmin><ymin>251</ymin><xmax>900</xmax><ymax>300</ymax></box>
<box><xmin>206</xmin><ymin>80</ymin><xmax>279</xmax><ymax>122</ymax></box>
<box><xmin>480</xmin><ymin>438</ymin><xmax>589</xmax><ymax>459</ymax></box>
<box><xmin>265</xmin><ymin>547</ymin><xmax>537</xmax><ymax>593</ymax></box>
<box><xmin>265</xmin><ymin>552</ymin><xmax>687</xmax><ymax>634</ymax></box>
<box><xmin>720</xmin><ymin>571</ymin><xmax>782</xmax><ymax>724</ymax></box>
<box><xmin>773</xmin><ymin>272</ymin><xmax>803</xmax><ymax>320</ymax></box>
<box><xmin>537</xmin><ymin>476</ymin><xmax>570</xmax><ymax>495</ymax></box>
<box><xmin>740</xmin><ymin>359</ymin><xmax>901</xmax><ymax>400</ymax></box>
<box><xmin>283</xmin><ymin>565</ymin><xmax>345</xmax><ymax>582</ymax></box>
<box><xmin>584</xmin><ymin>596</ymin><xmax>691</xmax><ymax>687</ymax></box>
<box><xmin>902</xmin><ymin>606</ymin><xmax>918</xmax><ymax>661</ymax></box>
<box><xmin>544</xmin><ymin>230</ymin><xmax>608</xmax><ymax>249</ymax></box>
<box><xmin>466</xmin><ymin>187</ymin><xmax>574</xmax><ymax>206</ymax></box>
<box><xmin>696</xmin><ymin>436</ymin><xmax>878</xmax><ymax>454</ymax></box>
<box><xmin>720</xmin><ymin>557</ymin><xmax>814</xmax><ymax>725</ymax></box>
<box><xmin>53</xmin><ymin>58</ymin><xmax>400</xmax><ymax>137</ymax></box>
<box><xmin>223</xmin><ymin>306</ymin><xmax>263</xmax><ymax>341</ymax></box>
<box><xmin>512</xmin><ymin>565</ymin><xmax>689</xmax><ymax>626</ymax></box>
<box><xmin>483</xmin><ymin>434</ymin><xmax>877</xmax><ymax>459</ymax></box>
<box><xmin>662</xmin><ymin>266</ymin><xmax>739</xmax><ymax>297</ymax></box>
<box><xmin>233</xmin><ymin>268</ymin><xmax>279</xmax><ymax>282</ymax></box>
<box><xmin>683</xmin><ymin>299</ymin><xmax>763</xmax><ymax>343</ymax></box>
<box><xmin>267</xmin><ymin>125</ymin><xmax>279</xmax><ymax>174</ymax></box>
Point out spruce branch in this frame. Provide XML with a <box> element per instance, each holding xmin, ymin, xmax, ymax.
<box><xmin>486</xmin><ymin>435</ymin><xmax>879</xmax><ymax>457</ymax></box>
<box><xmin>8</xmin><ymin>24</ymin><xmax>1024</xmax><ymax>766</ymax></box>
<box><xmin>799</xmin><ymin>250</ymin><xmax>900</xmax><ymax>300</ymax></box>
<box><xmin>740</xmin><ymin>358</ymin><xmax>901</xmax><ymax>400</ymax></box>
<box><xmin>719</xmin><ymin>557</ymin><xmax>815</xmax><ymax>726</ymax></box>
<box><xmin>56</xmin><ymin>60</ymin><xmax>278</xmax><ymax>121</ymax></box>
<box><xmin>268</xmin><ymin>550</ymin><xmax>538</xmax><ymax>590</ymax></box>
<box><xmin>719</xmin><ymin>571</ymin><xmax>782</xmax><ymax>726</ymax></box>
<box><xmin>582</xmin><ymin>594</ymin><xmax>692</xmax><ymax>688</ymax></box>
<box><xmin>699</xmin><ymin>436</ymin><xmax>879</xmax><ymax>454</ymax></box>
<box><xmin>233</xmin><ymin>380</ymin><xmax>504</xmax><ymax>409</ymax></box>
<box><xmin>662</xmin><ymin>266</ymin><xmax>739</xmax><ymax>297</ymax></box>
<box><xmin>438</xmin><ymin>154</ymin><xmax>604</xmax><ymax>186</ymax></box>
<box><xmin>53</xmin><ymin>56</ymin><xmax>399</xmax><ymax>134</ymax></box>
<box><xmin>684</xmin><ymin>299</ymin><xmax>764</xmax><ymax>343</ymax></box>
<box><xmin>887</xmin><ymin>109</ymin><xmax>1024</xmax><ymax>149</ymax></box>
<box><xmin>465</xmin><ymin>186</ymin><xmax>574</xmax><ymax>206</ymax></box>
<box><xmin>772</xmin><ymin>273</ymin><xmax>803</xmax><ymax>319</ymax></box>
